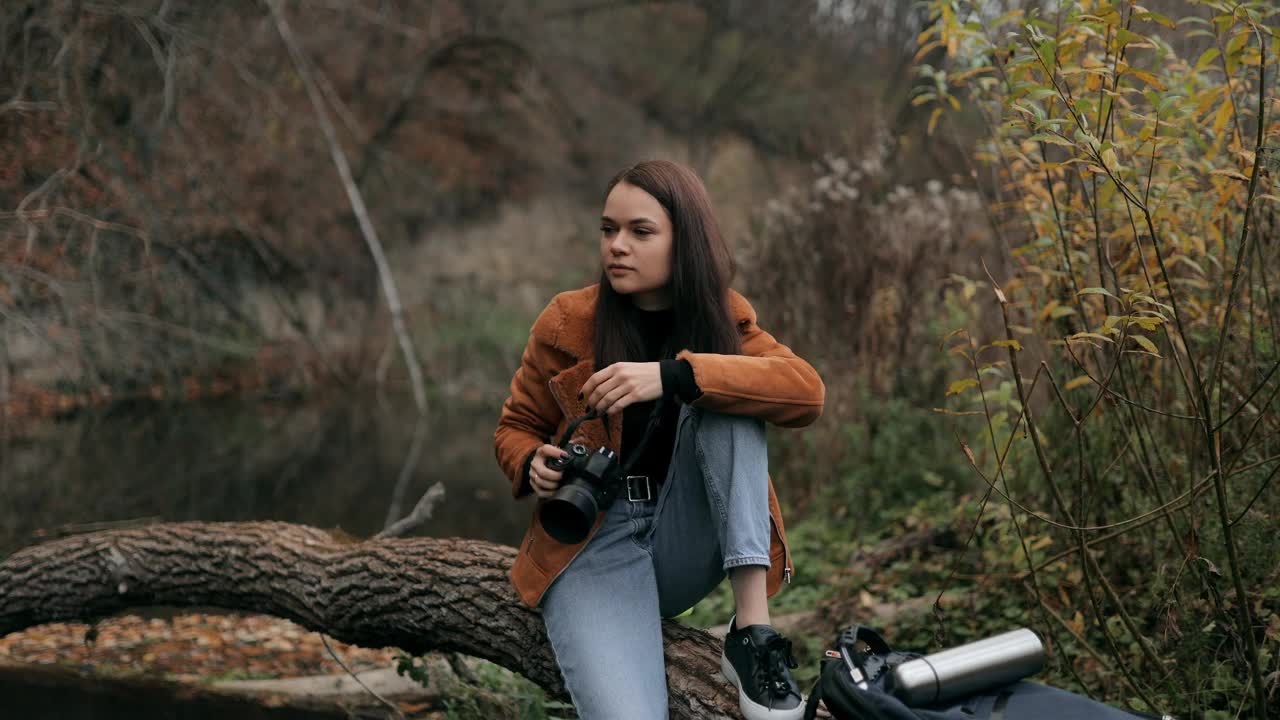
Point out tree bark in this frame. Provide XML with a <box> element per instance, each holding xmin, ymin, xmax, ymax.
<box><xmin>0</xmin><ymin>521</ymin><xmax>742</xmax><ymax>718</ymax></box>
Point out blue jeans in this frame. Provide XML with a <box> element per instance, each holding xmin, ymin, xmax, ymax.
<box><xmin>541</xmin><ymin>405</ymin><xmax>773</xmax><ymax>720</ymax></box>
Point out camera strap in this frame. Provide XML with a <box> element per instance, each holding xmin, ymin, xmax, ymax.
<box><xmin>555</xmin><ymin>395</ymin><xmax>670</xmax><ymax>477</ymax></box>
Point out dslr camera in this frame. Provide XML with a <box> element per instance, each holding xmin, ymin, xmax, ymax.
<box><xmin>538</xmin><ymin>403</ymin><xmax>665</xmax><ymax>544</ymax></box>
<box><xmin>539</xmin><ymin>440</ymin><xmax>625</xmax><ymax>544</ymax></box>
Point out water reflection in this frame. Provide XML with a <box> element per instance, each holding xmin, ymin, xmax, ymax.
<box><xmin>0</xmin><ymin>389</ymin><xmax>530</xmax><ymax>560</ymax></box>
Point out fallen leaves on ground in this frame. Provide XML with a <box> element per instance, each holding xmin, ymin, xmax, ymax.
<box><xmin>0</xmin><ymin>611</ymin><xmax>401</xmax><ymax>683</ymax></box>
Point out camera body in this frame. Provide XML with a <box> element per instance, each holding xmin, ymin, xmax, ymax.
<box><xmin>539</xmin><ymin>442</ymin><xmax>624</xmax><ymax>544</ymax></box>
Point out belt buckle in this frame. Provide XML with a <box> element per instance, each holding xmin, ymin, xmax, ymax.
<box><xmin>625</xmin><ymin>475</ymin><xmax>652</xmax><ymax>502</ymax></box>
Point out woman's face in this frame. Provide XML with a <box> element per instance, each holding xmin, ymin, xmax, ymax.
<box><xmin>600</xmin><ymin>181</ymin><xmax>674</xmax><ymax>310</ymax></box>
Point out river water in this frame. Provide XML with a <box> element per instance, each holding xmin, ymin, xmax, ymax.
<box><xmin>0</xmin><ymin>389</ymin><xmax>530</xmax><ymax>558</ymax></box>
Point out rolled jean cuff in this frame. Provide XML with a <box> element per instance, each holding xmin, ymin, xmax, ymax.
<box><xmin>723</xmin><ymin>555</ymin><xmax>771</xmax><ymax>571</ymax></box>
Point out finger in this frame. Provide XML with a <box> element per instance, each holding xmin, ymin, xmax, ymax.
<box><xmin>535</xmin><ymin>445</ymin><xmax>560</xmax><ymax>463</ymax></box>
<box><xmin>606</xmin><ymin>391</ymin><xmax>637</xmax><ymax>415</ymax></box>
<box><xmin>531</xmin><ymin>474</ymin><xmax>558</xmax><ymax>495</ymax></box>
<box><xmin>535</xmin><ymin>448</ymin><xmax>565</xmax><ymax>471</ymax></box>
<box><xmin>597</xmin><ymin>384</ymin><xmax>632</xmax><ymax>414</ymax></box>
<box><xmin>581</xmin><ymin>365</ymin><xmax>616</xmax><ymax>405</ymax></box>
<box><xmin>532</xmin><ymin>464</ymin><xmax>562</xmax><ymax>484</ymax></box>
<box><xmin>579</xmin><ymin>369</ymin><xmax>602</xmax><ymax>403</ymax></box>
<box><xmin>533</xmin><ymin>454</ymin><xmax>563</xmax><ymax>480</ymax></box>
<box><xmin>537</xmin><ymin>445</ymin><xmax>567</xmax><ymax>466</ymax></box>
<box><xmin>591</xmin><ymin>375</ymin><xmax>629</xmax><ymax>412</ymax></box>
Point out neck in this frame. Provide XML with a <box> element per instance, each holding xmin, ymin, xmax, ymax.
<box><xmin>630</xmin><ymin>288</ymin><xmax>672</xmax><ymax>311</ymax></box>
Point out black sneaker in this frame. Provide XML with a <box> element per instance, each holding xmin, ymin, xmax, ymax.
<box><xmin>720</xmin><ymin>616</ymin><xmax>805</xmax><ymax>720</ymax></box>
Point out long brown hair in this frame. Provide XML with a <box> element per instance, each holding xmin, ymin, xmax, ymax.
<box><xmin>593</xmin><ymin>160</ymin><xmax>742</xmax><ymax>370</ymax></box>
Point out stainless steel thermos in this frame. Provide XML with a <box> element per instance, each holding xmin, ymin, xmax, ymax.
<box><xmin>887</xmin><ymin>627</ymin><xmax>1045</xmax><ymax>706</ymax></box>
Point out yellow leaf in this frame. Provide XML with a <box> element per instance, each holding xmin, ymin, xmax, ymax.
<box><xmin>1130</xmin><ymin>335</ymin><xmax>1161</xmax><ymax>355</ymax></box>
<box><xmin>1135</xmin><ymin>10</ymin><xmax>1176</xmax><ymax>29</ymax></box>
<box><xmin>1128</xmin><ymin>316</ymin><xmax>1164</xmax><ymax>331</ymax></box>
<box><xmin>1194</xmin><ymin>85</ymin><xmax>1226</xmax><ymax>116</ymax></box>
<box><xmin>913</xmin><ymin>39</ymin><xmax>946</xmax><ymax>64</ymax></box>
<box><xmin>1211</xmin><ymin>98</ymin><xmax>1235</xmax><ymax>139</ymax></box>
<box><xmin>1069</xmin><ymin>332</ymin><xmax>1115</xmax><ymax>344</ymax></box>
<box><xmin>993</xmin><ymin>339</ymin><xmax>1023</xmax><ymax>351</ymax></box>
<box><xmin>1225</xmin><ymin>30</ymin><xmax>1250</xmax><ymax>57</ymax></box>
<box><xmin>1064</xmin><ymin>375</ymin><xmax>1094</xmax><ymax>391</ymax></box>
<box><xmin>928</xmin><ymin>106</ymin><xmax>944</xmax><ymax>136</ymax></box>
<box><xmin>947</xmin><ymin>378</ymin><xmax>979</xmax><ymax>396</ymax></box>
<box><xmin>1195</xmin><ymin>48</ymin><xmax>1221</xmax><ymax>72</ymax></box>
<box><xmin>1122</xmin><ymin>67</ymin><xmax>1167</xmax><ymax>90</ymax></box>
<box><xmin>1208</xmin><ymin>168</ymin><xmax>1249</xmax><ymax>182</ymax></box>
<box><xmin>1207</xmin><ymin>221</ymin><xmax>1225</xmax><ymax>253</ymax></box>
<box><xmin>952</xmin><ymin>66</ymin><xmax>996</xmax><ymax>82</ymax></box>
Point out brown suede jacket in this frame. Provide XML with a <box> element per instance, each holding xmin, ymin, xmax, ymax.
<box><xmin>494</xmin><ymin>283</ymin><xmax>825</xmax><ymax>608</ymax></box>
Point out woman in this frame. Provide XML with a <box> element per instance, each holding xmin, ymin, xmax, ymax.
<box><xmin>494</xmin><ymin>160</ymin><xmax>825</xmax><ymax>720</ymax></box>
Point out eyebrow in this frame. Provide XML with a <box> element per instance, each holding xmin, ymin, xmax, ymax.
<box><xmin>601</xmin><ymin>215</ymin><xmax>658</xmax><ymax>226</ymax></box>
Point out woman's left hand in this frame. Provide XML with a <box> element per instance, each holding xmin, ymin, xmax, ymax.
<box><xmin>581</xmin><ymin>362</ymin><xmax>663</xmax><ymax>415</ymax></box>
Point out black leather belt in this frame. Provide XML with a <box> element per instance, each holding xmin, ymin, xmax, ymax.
<box><xmin>625</xmin><ymin>475</ymin><xmax>655</xmax><ymax>502</ymax></box>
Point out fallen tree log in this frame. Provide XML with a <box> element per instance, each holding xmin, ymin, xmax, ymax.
<box><xmin>0</xmin><ymin>520</ymin><xmax>742</xmax><ymax>718</ymax></box>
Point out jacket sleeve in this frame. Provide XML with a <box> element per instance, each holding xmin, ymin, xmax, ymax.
<box><xmin>675</xmin><ymin>318</ymin><xmax>824</xmax><ymax>428</ymax></box>
<box><xmin>494</xmin><ymin>297</ymin><xmax>568</xmax><ymax>499</ymax></box>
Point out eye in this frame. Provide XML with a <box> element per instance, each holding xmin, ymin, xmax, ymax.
<box><xmin>600</xmin><ymin>226</ymin><xmax>616</xmax><ymax>235</ymax></box>
<box><xmin>635</xmin><ymin>228</ymin><xmax>652</xmax><ymax>236</ymax></box>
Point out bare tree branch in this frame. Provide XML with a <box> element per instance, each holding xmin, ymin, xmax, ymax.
<box><xmin>266</xmin><ymin>0</ymin><xmax>428</xmax><ymax>416</ymax></box>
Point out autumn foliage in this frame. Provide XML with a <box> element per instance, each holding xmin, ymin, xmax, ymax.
<box><xmin>917</xmin><ymin>1</ymin><xmax>1278</xmax><ymax>717</ymax></box>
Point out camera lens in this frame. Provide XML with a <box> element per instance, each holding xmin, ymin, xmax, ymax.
<box><xmin>539</xmin><ymin>483</ymin><xmax>600</xmax><ymax>544</ymax></box>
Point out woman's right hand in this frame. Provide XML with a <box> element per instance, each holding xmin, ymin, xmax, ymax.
<box><xmin>530</xmin><ymin>444</ymin><xmax>570</xmax><ymax>498</ymax></box>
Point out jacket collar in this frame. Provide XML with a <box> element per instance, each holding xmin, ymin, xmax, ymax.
<box><xmin>549</xmin><ymin>283</ymin><xmax>757</xmax><ymax>361</ymax></box>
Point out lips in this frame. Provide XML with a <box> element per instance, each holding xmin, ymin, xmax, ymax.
<box><xmin>608</xmin><ymin>265</ymin><xmax>634</xmax><ymax>272</ymax></box>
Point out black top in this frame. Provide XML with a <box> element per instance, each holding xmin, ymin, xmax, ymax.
<box><xmin>521</xmin><ymin>306</ymin><xmax>702</xmax><ymax>492</ymax></box>
<box><xmin>622</xmin><ymin>307</ymin><xmax>702</xmax><ymax>487</ymax></box>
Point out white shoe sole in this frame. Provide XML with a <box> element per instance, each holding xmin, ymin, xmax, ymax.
<box><xmin>720</xmin><ymin>651</ymin><xmax>806</xmax><ymax>720</ymax></box>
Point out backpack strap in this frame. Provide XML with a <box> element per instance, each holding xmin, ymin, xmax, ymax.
<box><xmin>839</xmin><ymin>625</ymin><xmax>895</xmax><ymax>686</ymax></box>
<box><xmin>802</xmin><ymin>660</ymin><xmax>837</xmax><ymax>720</ymax></box>
<box><xmin>805</xmin><ymin>626</ymin><xmax>903</xmax><ymax>720</ymax></box>
<box><xmin>841</xmin><ymin>625</ymin><xmax>893</xmax><ymax>655</ymax></box>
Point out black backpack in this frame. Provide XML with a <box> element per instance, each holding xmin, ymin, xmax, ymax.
<box><xmin>803</xmin><ymin>626</ymin><xmax>1172</xmax><ymax>720</ymax></box>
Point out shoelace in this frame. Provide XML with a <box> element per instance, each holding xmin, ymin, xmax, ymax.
<box><xmin>752</xmin><ymin>635</ymin><xmax>799</xmax><ymax>705</ymax></box>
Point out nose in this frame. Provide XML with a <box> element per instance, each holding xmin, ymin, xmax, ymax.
<box><xmin>609</xmin><ymin>232</ymin><xmax>630</xmax><ymax>255</ymax></box>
